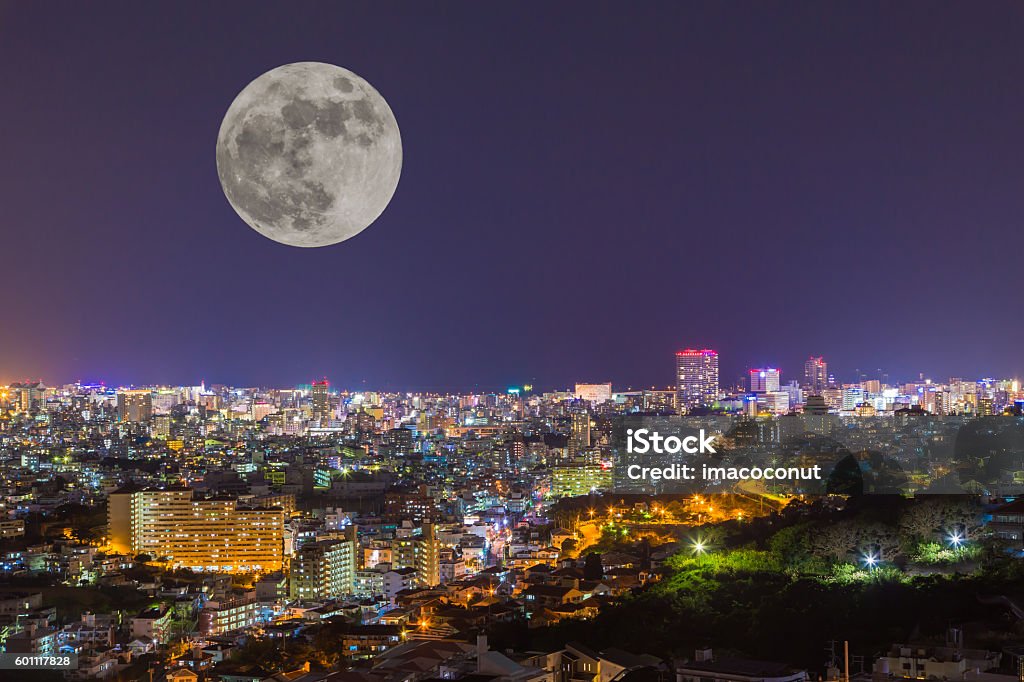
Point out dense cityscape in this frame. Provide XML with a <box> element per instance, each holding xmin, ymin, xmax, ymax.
<box><xmin>5</xmin><ymin>1</ymin><xmax>1024</xmax><ymax>680</ymax></box>
<box><xmin>2</xmin><ymin>352</ymin><xmax>1024</xmax><ymax>681</ymax></box>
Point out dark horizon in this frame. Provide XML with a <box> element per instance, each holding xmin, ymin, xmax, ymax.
<box><xmin>3</xmin><ymin>3</ymin><xmax>1024</xmax><ymax>390</ymax></box>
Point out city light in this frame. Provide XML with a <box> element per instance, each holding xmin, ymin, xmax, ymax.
<box><xmin>2</xmin><ymin>6</ymin><xmax>1021</xmax><ymax>680</ymax></box>
<box><xmin>0</xmin><ymin>356</ymin><xmax>1018</xmax><ymax>666</ymax></box>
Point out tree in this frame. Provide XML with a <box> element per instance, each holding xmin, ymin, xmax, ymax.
<box><xmin>231</xmin><ymin>638</ymin><xmax>286</xmax><ymax>670</ymax></box>
<box><xmin>583</xmin><ymin>552</ymin><xmax>603</xmax><ymax>580</ymax></box>
<box><xmin>898</xmin><ymin>497</ymin><xmax>981</xmax><ymax>546</ymax></box>
<box><xmin>808</xmin><ymin>520</ymin><xmax>900</xmax><ymax>564</ymax></box>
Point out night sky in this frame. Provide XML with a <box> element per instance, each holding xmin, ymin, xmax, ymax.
<box><xmin>3</xmin><ymin>2</ymin><xmax>1024</xmax><ymax>391</ymax></box>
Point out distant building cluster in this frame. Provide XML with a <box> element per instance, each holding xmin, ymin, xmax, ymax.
<box><xmin>0</xmin><ymin>356</ymin><xmax>1023</xmax><ymax>679</ymax></box>
<box><xmin>671</xmin><ymin>351</ymin><xmax>1023</xmax><ymax>418</ymax></box>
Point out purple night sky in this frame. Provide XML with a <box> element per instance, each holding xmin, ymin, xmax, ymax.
<box><xmin>2</xmin><ymin>2</ymin><xmax>1023</xmax><ymax>390</ymax></box>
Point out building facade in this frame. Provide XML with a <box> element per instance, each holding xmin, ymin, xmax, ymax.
<box><xmin>675</xmin><ymin>349</ymin><xmax>719</xmax><ymax>410</ymax></box>
<box><xmin>290</xmin><ymin>528</ymin><xmax>357</xmax><ymax>600</ymax></box>
<box><xmin>107</xmin><ymin>487</ymin><xmax>284</xmax><ymax>572</ymax></box>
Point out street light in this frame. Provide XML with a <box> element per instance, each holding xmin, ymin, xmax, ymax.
<box><xmin>949</xmin><ymin>533</ymin><xmax>964</xmax><ymax>547</ymax></box>
<box><xmin>691</xmin><ymin>535</ymin><xmax>708</xmax><ymax>554</ymax></box>
<box><xmin>862</xmin><ymin>553</ymin><xmax>878</xmax><ymax>568</ymax></box>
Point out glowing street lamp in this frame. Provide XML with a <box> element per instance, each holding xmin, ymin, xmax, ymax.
<box><xmin>862</xmin><ymin>553</ymin><xmax>878</xmax><ymax>568</ymax></box>
<box><xmin>949</xmin><ymin>533</ymin><xmax>964</xmax><ymax>547</ymax></box>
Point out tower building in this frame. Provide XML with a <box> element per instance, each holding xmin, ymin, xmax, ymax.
<box><xmin>675</xmin><ymin>349</ymin><xmax>719</xmax><ymax>410</ymax></box>
<box><xmin>804</xmin><ymin>356</ymin><xmax>828</xmax><ymax>393</ymax></box>
<box><xmin>311</xmin><ymin>380</ymin><xmax>331</xmax><ymax>421</ymax></box>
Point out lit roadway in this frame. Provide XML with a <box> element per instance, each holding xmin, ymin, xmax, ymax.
<box><xmin>733</xmin><ymin>479</ymin><xmax>791</xmax><ymax>510</ymax></box>
<box><xmin>564</xmin><ymin>494</ymin><xmax>783</xmax><ymax>556</ymax></box>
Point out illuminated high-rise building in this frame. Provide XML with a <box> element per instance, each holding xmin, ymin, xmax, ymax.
<box><xmin>568</xmin><ymin>405</ymin><xmax>591</xmax><ymax>457</ymax></box>
<box><xmin>391</xmin><ymin>536</ymin><xmax>417</xmax><ymax>571</ymax></box>
<box><xmin>803</xmin><ymin>356</ymin><xmax>828</xmax><ymax>393</ymax></box>
<box><xmin>107</xmin><ymin>487</ymin><xmax>284</xmax><ymax>572</ymax></box>
<box><xmin>382</xmin><ymin>427</ymin><xmax>414</xmax><ymax>455</ymax></box>
<box><xmin>862</xmin><ymin>379</ymin><xmax>881</xmax><ymax>395</ymax></box>
<box><xmin>749</xmin><ymin>368</ymin><xmax>781</xmax><ymax>393</ymax></box>
<box><xmin>291</xmin><ymin>526</ymin><xmax>357</xmax><ymax>600</ymax></box>
<box><xmin>759</xmin><ymin>391</ymin><xmax>790</xmax><ymax>415</ymax></box>
<box><xmin>151</xmin><ymin>390</ymin><xmax>180</xmax><ymax>414</ymax></box>
<box><xmin>117</xmin><ymin>390</ymin><xmax>152</xmax><ymax>422</ymax></box>
<box><xmin>841</xmin><ymin>386</ymin><xmax>865</xmax><ymax>411</ymax></box>
<box><xmin>153</xmin><ymin>414</ymin><xmax>172</xmax><ymax>438</ymax></box>
<box><xmin>311</xmin><ymin>380</ymin><xmax>331</xmax><ymax>421</ymax></box>
<box><xmin>574</xmin><ymin>383</ymin><xmax>613</xmax><ymax>403</ymax></box>
<box><xmin>675</xmin><ymin>349</ymin><xmax>719</xmax><ymax>410</ymax></box>
<box><xmin>10</xmin><ymin>382</ymin><xmax>45</xmax><ymax>413</ymax></box>
<box><xmin>551</xmin><ymin>464</ymin><xmax>613</xmax><ymax>498</ymax></box>
<box><xmin>415</xmin><ymin>523</ymin><xmax>441</xmax><ymax>587</ymax></box>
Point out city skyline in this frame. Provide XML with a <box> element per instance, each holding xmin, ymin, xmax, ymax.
<box><xmin>6</xmin><ymin>348</ymin><xmax>1022</xmax><ymax>401</ymax></box>
<box><xmin>3</xmin><ymin>318</ymin><xmax>1024</xmax><ymax>678</ymax></box>
<box><xmin>4</xmin><ymin>352</ymin><xmax>1022</xmax><ymax>396</ymax></box>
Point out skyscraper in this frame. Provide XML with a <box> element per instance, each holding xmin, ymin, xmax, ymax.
<box><xmin>568</xmin><ymin>404</ymin><xmax>591</xmax><ymax>457</ymax></box>
<box><xmin>311</xmin><ymin>380</ymin><xmax>331</xmax><ymax>421</ymax></box>
<box><xmin>675</xmin><ymin>349</ymin><xmax>719</xmax><ymax>410</ymax></box>
<box><xmin>803</xmin><ymin>356</ymin><xmax>828</xmax><ymax>394</ymax></box>
<box><xmin>749</xmin><ymin>368</ymin><xmax>781</xmax><ymax>393</ymax></box>
<box><xmin>416</xmin><ymin>522</ymin><xmax>441</xmax><ymax>587</ymax></box>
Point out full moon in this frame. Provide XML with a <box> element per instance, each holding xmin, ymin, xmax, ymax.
<box><xmin>216</xmin><ymin>62</ymin><xmax>402</xmax><ymax>248</ymax></box>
